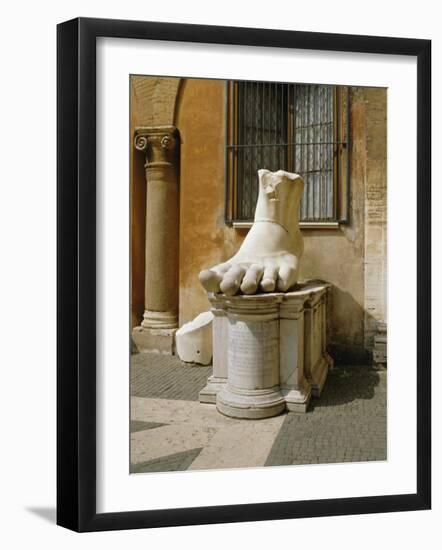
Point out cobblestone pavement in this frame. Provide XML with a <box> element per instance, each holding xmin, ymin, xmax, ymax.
<box><xmin>131</xmin><ymin>353</ymin><xmax>212</xmax><ymax>401</ymax></box>
<box><xmin>130</xmin><ymin>353</ymin><xmax>386</xmax><ymax>473</ymax></box>
<box><xmin>265</xmin><ymin>366</ymin><xmax>386</xmax><ymax>466</ymax></box>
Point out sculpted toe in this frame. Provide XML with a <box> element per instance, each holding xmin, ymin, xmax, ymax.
<box><xmin>260</xmin><ymin>265</ymin><xmax>278</xmax><ymax>292</ymax></box>
<box><xmin>260</xmin><ymin>278</ymin><xmax>276</xmax><ymax>292</ymax></box>
<box><xmin>220</xmin><ymin>266</ymin><xmax>246</xmax><ymax>296</ymax></box>
<box><xmin>276</xmin><ymin>265</ymin><xmax>296</xmax><ymax>292</ymax></box>
<box><xmin>198</xmin><ymin>269</ymin><xmax>222</xmax><ymax>292</ymax></box>
<box><xmin>220</xmin><ymin>279</ymin><xmax>239</xmax><ymax>295</ymax></box>
<box><xmin>240</xmin><ymin>265</ymin><xmax>263</xmax><ymax>294</ymax></box>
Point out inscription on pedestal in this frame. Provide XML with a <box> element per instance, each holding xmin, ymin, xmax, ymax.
<box><xmin>228</xmin><ymin>319</ymin><xmax>279</xmax><ymax>390</ymax></box>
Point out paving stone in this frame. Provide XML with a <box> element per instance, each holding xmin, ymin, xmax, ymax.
<box><xmin>130</xmin><ymin>420</ymin><xmax>167</xmax><ymax>433</ymax></box>
<box><xmin>130</xmin><ymin>448</ymin><xmax>203</xmax><ymax>473</ymax></box>
<box><xmin>265</xmin><ymin>365</ymin><xmax>387</xmax><ymax>466</ymax></box>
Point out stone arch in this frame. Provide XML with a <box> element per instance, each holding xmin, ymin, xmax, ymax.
<box><xmin>131</xmin><ymin>76</ymin><xmax>182</xmax><ymax>126</ymax></box>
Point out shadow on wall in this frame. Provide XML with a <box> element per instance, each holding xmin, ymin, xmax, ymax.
<box><xmin>326</xmin><ymin>285</ymin><xmax>376</xmax><ymax>365</ymax></box>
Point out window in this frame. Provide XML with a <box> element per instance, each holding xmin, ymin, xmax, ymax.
<box><xmin>225</xmin><ymin>81</ymin><xmax>349</xmax><ymax>228</ymax></box>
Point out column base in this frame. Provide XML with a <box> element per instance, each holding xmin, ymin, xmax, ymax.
<box><xmin>204</xmin><ymin>382</ymin><xmax>311</xmax><ymax>414</ymax></box>
<box><xmin>216</xmin><ymin>386</ymin><xmax>286</xmax><ymax>420</ymax></box>
<box><xmin>132</xmin><ymin>325</ymin><xmax>177</xmax><ymax>355</ymax></box>
<box><xmin>199</xmin><ymin>376</ymin><xmax>227</xmax><ymax>404</ymax></box>
<box><xmin>141</xmin><ymin>310</ymin><xmax>178</xmax><ymax>330</ymax></box>
<box><xmin>281</xmin><ymin>386</ymin><xmax>311</xmax><ymax>413</ymax></box>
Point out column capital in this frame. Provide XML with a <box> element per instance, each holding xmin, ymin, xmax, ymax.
<box><xmin>134</xmin><ymin>125</ymin><xmax>179</xmax><ymax>165</ymax></box>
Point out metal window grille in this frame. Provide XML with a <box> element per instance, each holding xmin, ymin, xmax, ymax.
<box><xmin>226</xmin><ymin>81</ymin><xmax>349</xmax><ymax>225</ymax></box>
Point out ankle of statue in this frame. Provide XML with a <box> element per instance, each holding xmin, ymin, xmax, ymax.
<box><xmin>254</xmin><ymin>218</ymin><xmax>291</xmax><ymax>235</ymax></box>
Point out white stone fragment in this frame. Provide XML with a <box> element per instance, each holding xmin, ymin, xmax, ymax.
<box><xmin>175</xmin><ymin>311</ymin><xmax>214</xmax><ymax>365</ymax></box>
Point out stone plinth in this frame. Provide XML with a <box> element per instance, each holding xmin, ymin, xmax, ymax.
<box><xmin>200</xmin><ymin>282</ymin><xmax>332</xmax><ymax>418</ymax></box>
<box><xmin>132</xmin><ymin>326</ymin><xmax>176</xmax><ymax>355</ymax></box>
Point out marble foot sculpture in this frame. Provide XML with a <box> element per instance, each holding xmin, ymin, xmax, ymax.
<box><xmin>198</xmin><ymin>168</ymin><xmax>332</xmax><ymax>419</ymax></box>
<box><xmin>199</xmin><ymin>169</ymin><xmax>304</xmax><ymax>295</ymax></box>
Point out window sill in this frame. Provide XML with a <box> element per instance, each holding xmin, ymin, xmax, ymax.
<box><xmin>231</xmin><ymin>221</ymin><xmax>341</xmax><ymax>230</ymax></box>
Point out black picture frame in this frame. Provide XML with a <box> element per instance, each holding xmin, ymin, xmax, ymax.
<box><xmin>57</xmin><ymin>17</ymin><xmax>431</xmax><ymax>532</ymax></box>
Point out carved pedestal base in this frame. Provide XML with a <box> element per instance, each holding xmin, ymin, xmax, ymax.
<box><xmin>217</xmin><ymin>386</ymin><xmax>286</xmax><ymax>419</ymax></box>
<box><xmin>199</xmin><ymin>376</ymin><xmax>227</xmax><ymax>404</ymax></box>
<box><xmin>199</xmin><ymin>282</ymin><xmax>332</xmax><ymax>419</ymax></box>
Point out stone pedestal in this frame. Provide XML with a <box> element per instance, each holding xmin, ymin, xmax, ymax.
<box><xmin>200</xmin><ymin>282</ymin><xmax>332</xmax><ymax>419</ymax></box>
<box><xmin>131</xmin><ymin>126</ymin><xmax>180</xmax><ymax>354</ymax></box>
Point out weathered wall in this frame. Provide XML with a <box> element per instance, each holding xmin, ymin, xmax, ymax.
<box><xmin>131</xmin><ymin>76</ymin><xmax>387</xmax><ymax>362</ymax></box>
<box><xmin>363</xmin><ymin>88</ymin><xmax>388</xmax><ymax>349</ymax></box>
<box><xmin>301</xmin><ymin>88</ymin><xmax>369</xmax><ymax>362</ymax></box>
<box><xmin>175</xmin><ymin>79</ymin><xmax>246</xmax><ymax>324</ymax></box>
<box><xmin>131</xmin><ymin>76</ymin><xmax>181</xmax><ymax>126</ymax></box>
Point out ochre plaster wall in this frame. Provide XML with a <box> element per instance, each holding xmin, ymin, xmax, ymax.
<box><xmin>300</xmin><ymin>88</ymin><xmax>369</xmax><ymax>362</ymax></box>
<box><xmin>175</xmin><ymin>79</ymin><xmax>247</xmax><ymax>325</ymax></box>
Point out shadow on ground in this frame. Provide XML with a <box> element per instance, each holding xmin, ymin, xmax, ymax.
<box><xmin>309</xmin><ymin>364</ymin><xmax>382</xmax><ymax>410</ymax></box>
<box><xmin>25</xmin><ymin>507</ymin><xmax>56</xmax><ymax>524</ymax></box>
<box><xmin>265</xmin><ymin>364</ymin><xmax>387</xmax><ymax>466</ymax></box>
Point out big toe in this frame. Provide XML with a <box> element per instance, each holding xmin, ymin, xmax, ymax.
<box><xmin>199</xmin><ymin>269</ymin><xmax>223</xmax><ymax>292</ymax></box>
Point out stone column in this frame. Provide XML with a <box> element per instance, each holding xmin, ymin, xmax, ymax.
<box><xmin>132</xmin><ymin>126</ymin><xmax>180</xmax><ymax>354</ymax></box>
